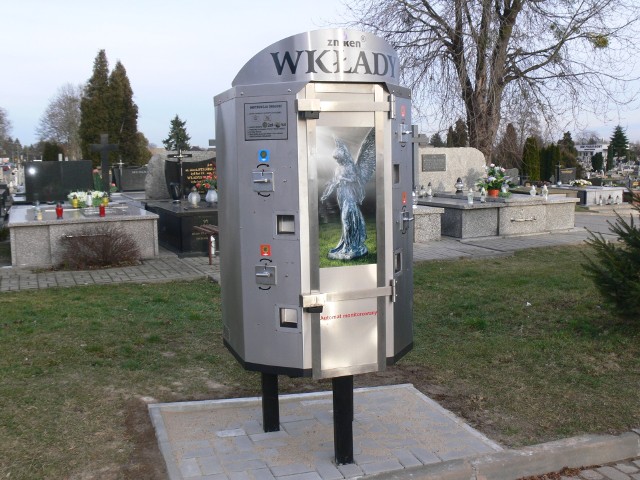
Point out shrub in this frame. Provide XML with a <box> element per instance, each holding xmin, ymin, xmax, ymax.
<box><xmin>0</xmin><ymin>226</ymin><xmax>8</xmax><ymax>241</ymax></box>
<box><xmin>57</xmin><ymin>224</ymin><xmax>141</xmax><ymax>270</ymax></box>
<box><xmin>583</xmin><ymin>192</ymin><xmax>640</xmax><ymax>320</ymax></box>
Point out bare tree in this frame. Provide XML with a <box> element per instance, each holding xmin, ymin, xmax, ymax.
<box><xmin>345</xmin><ymin>0</ymin><xmax>640</xmax><ymax>161</ymax></box>
<box><xmin>0</xmin><ymin>106</ymin><xmax>11</xmax><ymax>143</ymax></box>
<box><xmin>36</xmin><ymin>83</ymin><xmax>84</xmax><ymax>160</ymax></box>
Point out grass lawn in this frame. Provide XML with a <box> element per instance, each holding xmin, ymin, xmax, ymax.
<box><xmin>1</xmin><ymin>245</ymin><xmax>639</xmax><ymax>479</ymax></box>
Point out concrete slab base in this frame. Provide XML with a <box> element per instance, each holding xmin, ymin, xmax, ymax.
<box><xmin>148</xmin><ymin>384</ymin><xmax>503</xmax><ymax>480</ymax></box>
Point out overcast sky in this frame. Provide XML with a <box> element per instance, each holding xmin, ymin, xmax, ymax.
<box><xmin>2</xmin><ymin>0</ymin><xmax>640</xmax><ymax>151</ymax></box>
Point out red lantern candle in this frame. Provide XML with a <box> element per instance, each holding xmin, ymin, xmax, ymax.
<box><xmin>55</xmin><ymin>203</ymin><xmax>63</xmax><ymax>219</ymax></box>
<box><xmin>99</xmin><ymin>204</ymin><xmax>106</xmax><ymax>217</ymax></box>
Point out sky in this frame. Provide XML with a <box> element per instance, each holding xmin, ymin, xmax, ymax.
<box><xmin>2</xmin><ymin>0</ymin><xmax>640</xmax><ymax>151</ymax></box>
<box><xmin>0</xmin><ymin>0</ymin><xmax>347</xmax><ymax>149</ymax></box>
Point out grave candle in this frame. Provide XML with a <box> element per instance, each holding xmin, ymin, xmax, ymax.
<box><xmin>55</xmin><ymin>202</ymin><xmax>63</xmax><ymax>219</ymax></box>
<box><xmin>99</xmin><ymin>204</ymin><xmax>106</xmax><ymax>217</ymax></box>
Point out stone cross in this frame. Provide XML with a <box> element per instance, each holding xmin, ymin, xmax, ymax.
<box><xmin>90</xmin><ymin>134</ymin><xmax>118</xmax><ymax>194</ymax></box>
<box><xmin>167</xmin><ymin>148</ymin><xmax>193</xmax><ymax>197</ymax></box>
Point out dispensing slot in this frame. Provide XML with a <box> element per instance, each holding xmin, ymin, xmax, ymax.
<box><xmin>279</xmin><ymin>308</ymin><xmax>299</xmax><ymax>328</ymax></box>
<box><xmin>277</xmin><ymin>214</ymin><xmax>296</xmax><ymax>234</ymax></box>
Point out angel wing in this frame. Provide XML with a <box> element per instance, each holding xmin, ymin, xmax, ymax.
<box><xmin>355</xmin><ymin>127</ymin><xmax>376</xmax><ymax>188</ymax></box>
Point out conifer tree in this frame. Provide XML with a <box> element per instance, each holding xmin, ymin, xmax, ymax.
<box><xmin>591</xmin><ymin>152</ymin><xmax>604</xmax><ymax>172</ymax></box>
<box><xmin>522</xmin><ymin>136</ymin><xmax>540</xmax><ymax>181</ymax></box>
<box><xmin>445</xmin><ymin>126</ymin><xmax>455</xmax><ymax>147</ymax></box>
<box><xmin>42</xmin><ymin>142</ymin><xmax>64</xmax><ymax>161</ymax></box>
<box><xmin>608</xmin><ymin>125</ymin><xmax>629</xmax><ymax>168</ymax></box>
<box><xmin>539</xmin><ymin>143</ymin><xmax>560</xmax><ymax>182</ymax></box>
<box><xmin>429</xmin><ymin>132</ymin><xmax>444</xmax><ymax>147</ymax></box>
<box><xmin>493</xmin><ymin>123</ymin><xmax>520</xmax><ymax>169</ymax></box>
<box><xmin>108</xmin><ymin>61</ymin><xmax>139</xmax><ymax>164</ymax></box>
<box><xmin>558</xmin><ymin>132</ymin><xmax>578</xmax><ymax>168</ymax></box>
<box><xmin>163</xmin><ymin>115</ymin><xmax>191</xmax><ymax>151</ymax></box>
<box><xmin>453</xmin><ymin>118</ymin><xmax>468</xmax><ymax>147</ymax></box>
<box><xmin>79</xmin><ymin>50</ymin><xmax>110</xmax><ymax>166</ymax></box>
<box><xmin>583</xmin><ymin>194</ymin><xmax>640</xmax><ymax>320</ymax></box>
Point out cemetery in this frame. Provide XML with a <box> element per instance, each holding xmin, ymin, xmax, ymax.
<box><xmin>7</xmin><ymin>201</ymin><xmax>159</xmax><ymax>268</ymax></box>
<box><xmin>3</xmin><ymin>135</ymin><xmax>219</xmax><ymax>268</ymax></box>
<box><xmin>414</xmin><ymin>147</ymin><xmax>580</xmax><ymax>239</ymax></box>
<box><xmin>2</xmin><ymin>23</ymin><xmax>640</xmax><ymax>480</ymax></box>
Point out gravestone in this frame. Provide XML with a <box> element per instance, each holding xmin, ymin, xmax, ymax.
<box><xmin>90</xmin><ymin>134</ymin><xmax>118</xmax><ymax>194</ymax></box>
<box><xmin>557</xmin><ymin>167</ymin><xmax>576</xmax><ymax>184</ymax></box>
<box><xmin>24</xmin><ymin>161</ymin><xmax>93</xmax><ymax>203</ymax></box>
<box><xmin>145</xmin><ymin>151</ymin><xmax>217</xmax><ymax>200</ymax></box>
<box><xmin>505</xmin><ymin>168</ymin><xmax>519</xmax><ymax>185</ymax></box>
<box><xmin>417</xmin><ymin>147</ymin><xmax>485</xmax><ymax>193</ymax></box>
<box><xmin>165</xmin><ymin>156</ymin><xmax>216</xmax><ymax>196</ymax></box>
<box><xmin>113</xmin><ymin>165</ymin><xmax>148</xmax><ymax>191</ymax></box>
<box><xmin>145</xmin><ymin>155</ymin><xmax>168</xmax><ymax>199</ymax></box>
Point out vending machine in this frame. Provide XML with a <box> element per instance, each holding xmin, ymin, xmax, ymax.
<box><xmin>214</xmin><ymin>28</ymin><xmax>415</xmax><ymax>462</ymax></box>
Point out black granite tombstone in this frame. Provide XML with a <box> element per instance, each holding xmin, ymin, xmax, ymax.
<box><xmin>557</xmin><ymin>167</ymin><xmax>576</xmax><ymax>184</ymax></box>
<box><xmin>113</xmin><ymin>166</ymin><xmax>148</xmax><ymax>191</ymax></box>
<box><xmin>24</xmin><ymin>161</ymin><xmax>93</xmax><ymax>203</ymax></box>
<box><xmin>145</xmin><ymin>200</ymin><xmax>218</xmax><ymax>256</ymax></box>
<box><xmin>165</xmin><ymin>158</ymin><xmax>215</xmax><ymax>197</ymax></box>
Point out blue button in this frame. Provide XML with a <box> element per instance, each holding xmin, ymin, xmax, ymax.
<box><xmin>258</xmin><ymin>149</ymin><xmax>270</xmax><ymax>163</ymax></box>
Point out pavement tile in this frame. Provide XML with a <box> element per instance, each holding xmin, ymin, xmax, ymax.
<box><xmin>179</xmin><ymin>457</ymin><xmax>202</xmax><ymax>478</ymax></box>
<box><xmin>392</xmin><ymin>448</ymin><xmax>422</xmax><ymax>468</ymax></box>
<box><xmin>251</xmin><ymin>468</ymin><xmax>276</xmax><ymax>480</ymax></box>
<box><xmin>359</xmin><ymin>459</ymin><xmax>404</xmax><ymax>476</ymax></box>
<box><xmin>276</xmin><ymin>473</ymin><xmax>322</xmax><ymax>480</ymax></box>
<box><xmin>581</xmin><ymin>470</ymin><xmax>605</xmax><ymax>479</ymax></box>
<box><xmin>315</xmin><ymin>461</ymin><xmax>343</xmax><ymax>480</ymax></box>
<box><xmin>198</xmin><ymin>455</ymin><xmax>224</xmax><ymax>475</ymax></box>
<box><xmin>596</xmin><ymin>466</ymin><xmax>632</xmax><ymax>480</ymax></box>
<box><xmin>224</xmin><ymin>460</ymin><xmax>267</xmax><ymax>473</ymax></box>
<box><xmin>269</xmin><ymin>463</ymin><xmax>314</xmax><ymax>477</ymax></box>
<box><xmin>336</xmin><ymin>463</ymin><xmax>363</xmax><ymax>479</ymax></box>
<box><xmin>616</xmin><ymin>464</ymin><xmax>640</xmax><ymax>474</ymax></box>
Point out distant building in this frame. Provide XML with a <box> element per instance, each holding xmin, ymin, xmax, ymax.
<box><xmin>576</xmin><ymin>143</ymin><xmax>609</xmax><ymax>170</ymax></box>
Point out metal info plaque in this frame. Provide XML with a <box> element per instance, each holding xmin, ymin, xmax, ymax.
<box><xmin>421</xmin><ymin>154</ymin><xmax>446</xmax><ymax>172</ymax></box>
<box><xmin>244</xmin><ymin>101</ymin><xmax>288</xmax><ymax>141</ymax></box>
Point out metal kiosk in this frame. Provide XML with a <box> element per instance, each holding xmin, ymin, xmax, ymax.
<box><xmin>215</xmin><ymin>29</ymin><xmax>414</xmax><ymax>464</ymax></box>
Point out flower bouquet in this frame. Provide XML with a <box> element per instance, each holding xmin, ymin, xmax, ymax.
<box><xmin>67</xmin><ymin>190</ymin><xmax>108</xmax><ymax>207</ymax></box>
<box><xmin>476</xmin><ymin>164</ymin><xmax>512</xmax><ymax>196</ymax></box>
<box><xmin>570</xmin><ymin>179</ymin><xmax>592</xmax><ymax>187</ymax></box>
<box><xmin>194</xmin><ymin>170</ymin><xmax>217</xmax><ymax>194</ymax></box>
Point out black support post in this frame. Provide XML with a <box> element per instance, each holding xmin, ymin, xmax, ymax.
<box><xmin>261</xmin><ymin>373</ymin><xmax>280</xmax><ymax>432</ymax></box>
<box><xmin>332</xmin><ymin>375</ymin><xmax>354</xmax><ymax>465</ymax></box>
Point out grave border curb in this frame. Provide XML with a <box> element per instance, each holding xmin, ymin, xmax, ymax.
<box><xmin>372</xmin><ymin>430</ymin><xmax>640</xmax><ymax>480</ymax></box>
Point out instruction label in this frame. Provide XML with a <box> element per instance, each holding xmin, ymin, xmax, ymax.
<box><xmin>244</xmin><ymin>102</ymin><xmax>288</xmax><ymax>141</ymax></box>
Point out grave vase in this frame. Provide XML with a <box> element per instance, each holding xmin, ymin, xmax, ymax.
<box><xmin>487</xmin><ymin>188</ymin><xmax>499</xmax><ymax>197</ymax></box>
<box><xmin>205</xmin><ymin>189</ymin><xmax>218</xmax><ymax>204</ymax></box>
<box><xmin>188</xmin><ymin>189</ymin><xmax>201</xmax><ymax>207</ymax></box>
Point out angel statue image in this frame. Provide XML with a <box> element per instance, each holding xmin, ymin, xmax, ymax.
<box><xmin>320</xmin><ymin>128</ymin><xmax>376</xmax><ymax>260</ymax></box>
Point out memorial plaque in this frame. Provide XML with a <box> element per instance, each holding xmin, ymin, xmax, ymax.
<box><xmin>165</xmin><ymin>158</ymin><xmax>215</xmax><ymax>194</ymax></box>
<box><xmin>113</xmin><ymin>166</ymin><xmax>148</xmax><ymax>191</ymax></box>
<box><xmin>25</xmin><ymin>161</ymin><xmax>93</xmax><ymax>203</ymax></box>
<box><xmin>421</xmin><ymin>153</ymin><xmax>446</xmax><ymax>172</ymax></box>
